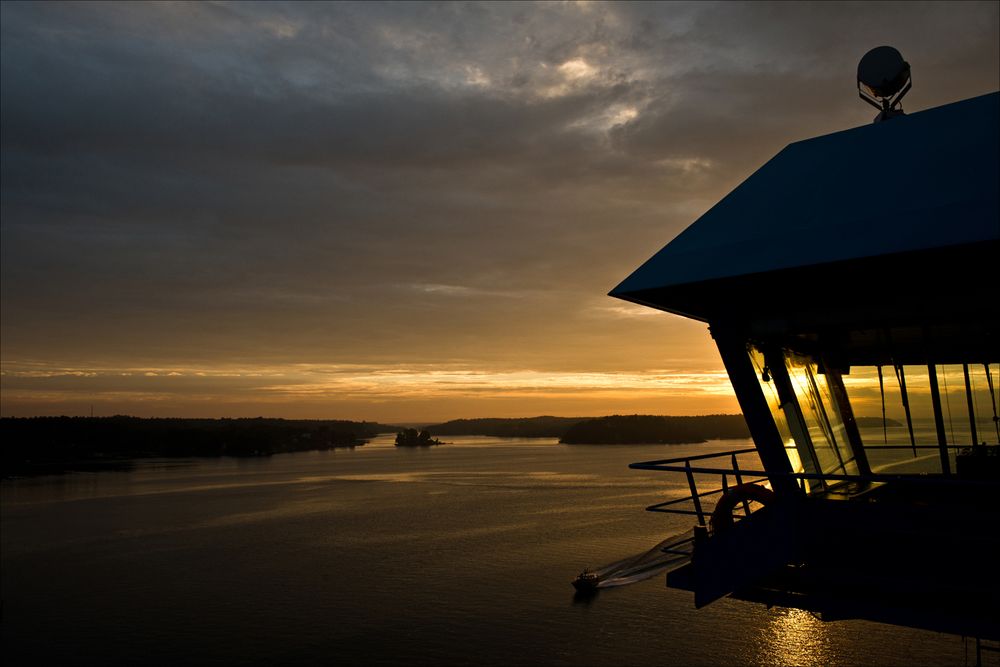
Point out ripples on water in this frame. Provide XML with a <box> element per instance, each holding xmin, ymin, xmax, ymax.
<box><xmin>1</xmin><ymin>435</ymin><xmax>967</xmax><ymax>665</ymax></box>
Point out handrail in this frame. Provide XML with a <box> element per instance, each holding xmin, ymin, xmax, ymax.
<box><xmin>630</xmin><ymin>447</ymin><xmax>772</xmax><ymax>526</ymax></box>
<box><xmin>645</xmin><ymin>475</ymin><xmax>769</xmax><ymax>508</ymax></box>
<box><xmin>630</xmin><ymin>444</ymin><xmax>972</xmax><ymax>469</ymax></box>
<box><xmin>855</xmin><ymin>444</ymin><xmax>984</xmax><ymax>450</ymax></box>
<box><xmin>633</xmin><ymin>447</ymin><xmax>759</xmax><ymax>467</ymax></box>
<box><xmin>630</xmin><ymin>446</ymin><xmax>999</xmax><ymax>529</ymax></box>
<box><xmin>632</xmin><ymin>463</ymin><xmax>1000</xmax><ymax>487</ymax></box>
<box><xmin>645</xmin><ymin>476</ymin><xmax>769</xmax><ymax>515</ymax></box>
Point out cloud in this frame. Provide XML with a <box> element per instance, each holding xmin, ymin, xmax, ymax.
<box><xmin>2</xmin><ymin>1</ymin><xmax>997</xmax><ymax>416</ymax></box>
<box><xmin>0</xmin><ymin>359</ymin><xmax>737</xmax><ymax>420</ymax></box>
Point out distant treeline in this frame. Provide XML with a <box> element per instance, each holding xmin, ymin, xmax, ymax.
<box><xmin>425</xmin><ymin>416</ymin><xmax>588</xmax><ymax>438</ymax></box>
<box><xmin>1</xmin><ymin>416</ymin><xmax>396</xmax><ymax>476</ymax></box>
<box><xmin>559</xmin><ymin>415</ymin><xmax>750</xmax><ymax>444</ymax></box>
<box><xmin>2</xmin><ymin>414</ymin><xmax>756</xmax><ymax>476</ymax></box>
<box><xmin>424</xmin><ymin>414</ymin><xmax>750</xmax><ymax>444</ymax></box>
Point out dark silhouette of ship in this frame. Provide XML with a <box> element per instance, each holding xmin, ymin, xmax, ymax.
<box><xmin>608</xmin><ymin>59</ymin><xmax>999</xmax><ymax>656</ymax></box>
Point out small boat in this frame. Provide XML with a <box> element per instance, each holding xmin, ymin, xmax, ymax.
<box><xmin>572</xmin><ymin>569</ymin><xmax>600</xmax><ymax>591</ymax></box>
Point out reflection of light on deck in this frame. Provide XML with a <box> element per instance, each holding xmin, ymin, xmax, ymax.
<box><xmin>756</xmin><ymin>607</ymin><xmax>831</xmax><ymax>667</ymax></box>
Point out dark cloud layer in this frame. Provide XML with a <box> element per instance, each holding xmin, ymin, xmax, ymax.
<box><xmin>2</xmin><ymin>1</ymin><xmax>997</xmax><ymax>418</ymax></box>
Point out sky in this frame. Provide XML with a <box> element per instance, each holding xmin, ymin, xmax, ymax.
<box><xmin>2</xmin><ymin>1</ymin><xmax>998</xmax><ymax>421</ymax></box>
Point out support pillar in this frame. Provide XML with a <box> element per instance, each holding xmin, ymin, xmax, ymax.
<box><xmin>713</xmin><ymin>330</ymin><xmax>798</xmax><ymax>497</ymax></box>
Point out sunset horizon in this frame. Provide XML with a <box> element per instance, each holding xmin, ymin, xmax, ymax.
<box><xmin>4</xmin><ymin>2</ymin><xmax>997</xmax><ymax>424</ymax></box>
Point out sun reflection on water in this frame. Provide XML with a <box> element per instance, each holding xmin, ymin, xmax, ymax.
<box><xmin>754</xmin><ymin>607</ymin><xmax>832</xmax><ymax>667</ymax></box>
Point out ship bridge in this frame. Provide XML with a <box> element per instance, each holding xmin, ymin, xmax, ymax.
<box><xmin>612</xmin><ymin>91</ymin><xmax>999</xmax><ymax>641</ymax></box>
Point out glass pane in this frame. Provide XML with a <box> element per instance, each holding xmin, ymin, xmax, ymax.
<box><xmin>784</xmin><ymin>352</ymin><xmax>859</xmax><ymax>477</ymax></box>
<box><xmin>890</xmin><ymin>365</ymin><xmax>946</xmax><ymax>474</ymax></box>
<box><xmin>748</xmin><ymin>345</ymin><xmax>815</xmax><ymax>492</ymax></box>
<box><xmin>969</xmin><ymin>363</ymin><xmax>1000</xmax><ymax>445</ymax></box>
<box><xmin>843</xmin><ymin>364</ymin><xmax>998</xmax><ymax>474</ymax></box>
<box><xmin>748</xmin><ymin>345</ymin><xmax>823</xmax><ymax>493</ymax></box>
<box><xmin>843</xmin><ymin>366</ymin><xmax>917</xmax><ymax>473</ymax></box>
<box><xmin>934</xmin><ymin>364</ymin><xmax>972</xmax><ymax>446</ymax></box>
<box><xmin>842</xmin><ymin>366</ymin><xmax>911</xmax><ymax>446</ymax></box>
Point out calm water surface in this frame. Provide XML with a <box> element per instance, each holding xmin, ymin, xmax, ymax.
<box><xmin>2</xmin><ymin>436</ymin><xmax>969</xmax><ymax>665</ymax></box>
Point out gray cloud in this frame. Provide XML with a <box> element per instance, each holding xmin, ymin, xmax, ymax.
<box><xmin>2</xmin><ymin>1</ymin><xmax>997</xmax><ymax>416</ymax></box>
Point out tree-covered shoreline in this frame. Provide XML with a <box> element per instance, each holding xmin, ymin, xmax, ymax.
<box><xmin>2</xmin><ymin>413</ymin><xmax>756</xmax><ymax>476</ymax></box>
<box><xmin>559</xmin><ymin>414</ymin><xmax>750</xmax><ymax>444</ymax></box>
<box><xmin>1</xmin><ymin>416</ymin><xmax>396</xmax><ymax>476</ymax></box>
<box><xmin>424</xmin><ymin>416</ymin><xmax>588</xmax><ymax>438</ymax></box>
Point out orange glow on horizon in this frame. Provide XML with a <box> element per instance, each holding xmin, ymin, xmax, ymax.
<box><xmin>0</xmin><ymin>359</ymin><xmax>741</xmax><ymax>421</ymax></box>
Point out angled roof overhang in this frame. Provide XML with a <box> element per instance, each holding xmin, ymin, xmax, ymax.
<box><xmin>610</xmin><ymin>92</ymin><xmax>1000</xmax><ymax>350</ymax></box>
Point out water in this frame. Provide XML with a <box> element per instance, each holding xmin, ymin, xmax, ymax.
<box><xmin>1</xmin><ymin>436</ymin><xmax>969</xmax><ymax>665</ymax></box>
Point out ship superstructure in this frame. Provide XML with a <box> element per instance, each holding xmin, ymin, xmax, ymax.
<box><xmin>610</xmin><ymin>89</ymin><xmax>999</xmax><ymax>642</ymax></box>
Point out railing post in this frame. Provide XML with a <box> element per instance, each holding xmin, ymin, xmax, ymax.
<box><xmin>732</xmin><ymin>453</ymin><xmax>751</xmax><ymax>516</ymax></box>
<box><xmin>685</xmin><ymin>460</ymin><xmax>705</xmax><ymax>526</ymax></box>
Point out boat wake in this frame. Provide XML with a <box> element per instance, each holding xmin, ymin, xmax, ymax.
<box><xmin>588</xmin><ymin>529</ymin><xmax>694</xmax><ymax>588</ymax></box>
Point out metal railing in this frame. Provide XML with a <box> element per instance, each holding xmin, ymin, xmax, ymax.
<box><xmin>630</xmin><ymin>445</ymin><xmax>998</xmax><ymax>528</ymax></box>
<box><xmin>631</xmin><ymin>448</ymin><xmax>767</xmax><ymax>527</ymax></box>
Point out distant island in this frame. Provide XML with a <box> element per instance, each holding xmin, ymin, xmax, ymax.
<box><xmin>426</xmin><ymin>414</ymin><xmax>751</xmax><ymax>445</ymax></box>
<box><xmin>855</xmin><ymin>416</ymin><xmax>905</xmax><ymax>428</ymax></box>
<box><xmin>2</xmin><ymin>413</ymin><xmax>757</xmax><ymax>476</ymax></box>
<box><xmin>425</xmin><ymin>416</ymin><xmax>587</xmax><ymax>438</ymax></box>
<box><xmin>1</xmin><ymin>416</ymin><xmax>397</xmax><ymax>476</ymax></box>
<box><xmin>559</xmin><ymin>414</ymin><xmax>750</xmax><ymax>444</ymax></box>
<box><xmin>395</xmin><ymin>428</ymin><xmax>443</xmax><ymax>447</ymax></box>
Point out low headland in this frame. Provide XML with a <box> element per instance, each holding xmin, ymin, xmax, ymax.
<box><xmin>426</xmin><ymin>414</ymin><xmax>750</xmax><ymax>444</ymax></box>
<box><xmin>558</xmin><ymin>414</ymin><xmax>750</xmax><ymax>444</ymax></box>
<box><xmin>424</xmin><ymin>416</ymin><xmax>587</xmax><ymax>438</ymax></box>
<box><xmin>1</xmin><ymin>416</ymin><xmax>396</xmax><ymax>476</ymax></box>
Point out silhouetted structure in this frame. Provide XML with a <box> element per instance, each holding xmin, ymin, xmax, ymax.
<box><xmin>610</xmin><ymin>89</ymin><xmax>999</xmax><ymax>644</ymax></box>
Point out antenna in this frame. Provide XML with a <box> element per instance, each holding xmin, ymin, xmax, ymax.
<box><xmin>857</xmin><ymin>46</ymin><xmax>911</xmax><ymax>123</ymax></box>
